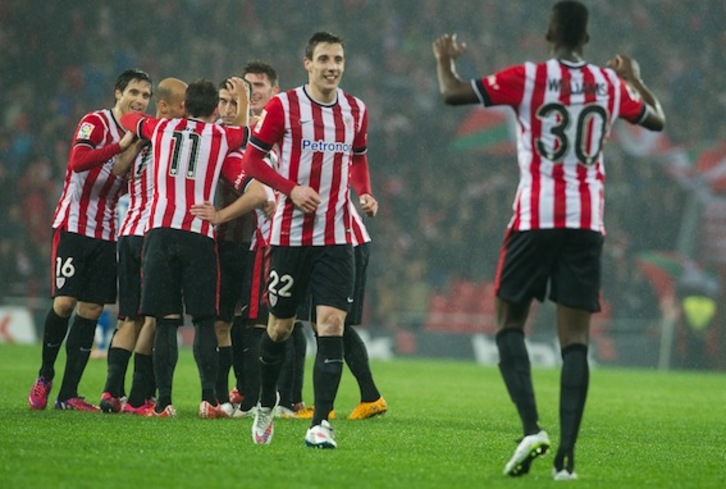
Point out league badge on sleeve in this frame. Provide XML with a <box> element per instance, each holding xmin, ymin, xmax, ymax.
<box><xmin>77</xmin><ymin>122</ymin><xmax>95</xmax><ymax>141</ymax></box>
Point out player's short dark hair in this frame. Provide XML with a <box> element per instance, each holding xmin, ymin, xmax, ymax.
<box><xmin>242</xmin><ymin>60</ymin><xmax>279</xmax><ymax>88</ymax></box>
<box><xmin>305</xmin><ymin>32</ymin><xmax>344</xmax><ymax>60</ymax></box>
<box><xmin>185</xmin><ymin>79</ymin><xmax>218</xmax><ymax>118</ymax></box>
<box><xmin>550</xmin><ymin>1</ymin><xmax>589</xmax><ymax>48</ymax></box>
<box><xmin>115</xmin><ymin>68</ymin><xmax>153</xmax><ymax>94</ymax></box>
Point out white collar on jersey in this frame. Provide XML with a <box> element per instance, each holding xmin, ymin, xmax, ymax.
<box><xmin>557</xmin><ymin>58</ymin><xmax>588</xmax><ymax>68</ymax></box>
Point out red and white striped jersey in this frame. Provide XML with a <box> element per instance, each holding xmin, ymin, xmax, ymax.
<box><xmin>134</xmin><ymin>116</ymin><xmax>249</xmax><ymax>238</ymax></box>
<box><xmin>118</xmin><ymin>143</ymin><xmax>153</xmax><ymax>237</ymax></box>
<box><xmin>52</xmin><ymin>109</ymin><xmax>127</xmax><ymax>241</ymax></box>
<box><xmin>473</xmin><ymin>58</ymin><xmax>647</xmax><ymax>233</ymax></box>
<box><xmin>350</xmin><ymin>201</ymin><xmax>371</xmax><ymax>247</ymax></box>
<box><xmin>248</xmin><ymin>85</ymin><xmax>368</xmax><ymax>246</ymax></box>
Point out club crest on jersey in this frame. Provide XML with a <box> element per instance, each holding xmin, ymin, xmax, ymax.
<box><xmin>301</xmin><ymin>138</ymin><xmax>352</xmax><ymax>154</ymax></box>
<box><xmin>56</xmin><ymin>277</ymin><xmax>66</xmax><ymax>290</ymax></box>
<box><xmin>77</xmin><ymin>122</ymin><xmax>94</xmax><ymax>140</ymax></box>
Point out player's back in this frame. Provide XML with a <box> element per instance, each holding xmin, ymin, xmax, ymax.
<box><xmin>149</xmin><ymin>118</ymin><xmax>237</xmax><ymax>237</ymax></box>
<box><xmin>477</xmin><ymin>58</ymin><xmax>645</xmax><ymax>232</ymax></box>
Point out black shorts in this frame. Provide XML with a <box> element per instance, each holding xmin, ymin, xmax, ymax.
<box><xmin>141</xmin><ymin>228</ymin><xmax>219</xmax><ymax>318</ymax></box>
<box><xmin>50</xmin><ymin>227</ymin><xmax>117</xmax><ymax>304</ymax></box>
<box><xmin>240</xmin><ymin>245</ymin><xmax>270</xmax><ymax>324</ymax></box>
<box><xmin>346</xmin><ymin>243</ymin><xmax>370</xmax><ymax>326</ymax></box>
<box><xmin>117</xmin><ymin>235</ymin><xmax>145</xmax><ymax>318</ymax></box>
<box><xmin>267</xmin><ymin>244</ymin><xmax>354</xmax><ymax>319</ymax></box>
<box><xmin>217</xmin><ymin>240</ymin><xmax>248</xmax><ymax>322</ymax></box>
<box><xmin>495</xmin><ymin>228</ymin><xmax>603</xmax><ymax>312</ymax></box>
<box><xmin>299</xmin><ymin>242</ymin><xmax>369</xmax><ymax>325</ymax></box>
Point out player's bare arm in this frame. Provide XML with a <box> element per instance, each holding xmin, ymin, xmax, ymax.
<box><xmin>290</xmin><ymin>185</ymin><xmax>321</xmax><ymax>214</ymax></box>
<box><xmin>227</xmin><ymin>77</ymin><xmax>251</xmax><ymax>127</ymax></box>
<box><xmin>433</xmin><ymin>34</ymin><xmax>478</xmax><ymax>105</ymax></box>
<box><xmin>607</xmin><ymin>54</ymin><xmax>665</xmax><ymax>131</ymax></box>
<box><xmin>190</xmin><ymin>180</ymin><xmax>268</xmax><ymax>225</ymax></box>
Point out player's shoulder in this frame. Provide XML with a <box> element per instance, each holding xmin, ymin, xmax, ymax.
<box><xmin>338</xmin><ymin>88</ymin><xmax>367</xmax><ymax>111</ymax></box>
<box><xmin>79</xmin><ymin>108</ymin><xmax>112</xmax><ymax>125</ymax></box>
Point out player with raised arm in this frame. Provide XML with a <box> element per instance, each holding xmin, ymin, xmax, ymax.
<box><xmin>29</xmin><ymin>69</ymin><xmax>152</xmax><ymax>412</ymax></box>
<box><xmin>210</xmin><ymin>76</ymin><xmax>272</xmax><ymax>418</ymax></box>
<box><xmin>121</xmin><ymin>78</ymin><xmax>264</xmax><ymax>418</ymax></box>
<box><xmin>242</xmin><ymin>32</ymin><xmax>378</xmax><ymax>448</ymax></box>
<box><xmin>192</xmin><ymin>62</ymin><xmax>281</xmax><ymax>417</ymax></box>
<box><xmin>433</xmin><ymin>0</ymin><xmax>665</xmax><ymax>480</ymax></box>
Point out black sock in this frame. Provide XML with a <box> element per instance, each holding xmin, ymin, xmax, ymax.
<box><xmin>240</xmin><ymin>327</ymin><xmax>264</xmax><ymax>410</ymax></box>
<box><xmin>103</xmin><ymin>347</ymin><xmax>132</xmax><ymax>397</ymax></box>
<box><xmin>278</xmin><ymin>336</ymin><xmax>296</xmax><ymax>408</ymax></box>
<box><xmin>496</xmin><ymin>328</ymin><xmax>540</xmax><ymax>435</ymax></box>
<box><xmin>312</xmin><ymin>336</ymin><xmax>344</xmax><ymax>426</ymax></box>
<box><xmin>193</xmin><ymin>317</ymin><xmax>218</xmax><ymax>404</ymax></box>
<box><xmin>154</xmin><ymin>318</ymin><xmax>181</xmax><ymax>411</ymax></box>
<box><xmin>344</xmin><ymin>325</ymin><xmax>380</xmax><ymax>402</ymax></box>
<box><xmin>127</xmin><ymin>352</ymin><xmax>153</xmax><ymax>408</ymax></box>
<box><xmin>57</xmin><ymin>315</ymin><xmax>97</xmax><ymax>401</ymax></box>
<box><xmin>291</xmin><ymin>322</ymin><xmax>307</xmax><ymax>404</ymax></box>
<box><xmin>216</xmin><ymin>345</ymin><xmax>232</xmax><ymax>404</ymax></box>
<box><xmin>39</xmin><ymin>308</ymin><xmax>71</xmax><ymax>380</ymax></box>
<box><xmin>230</xmin><ymin>316</ymin><xmax>245</xmax><ymax>390</ymax></box>
<box><xmin>258</xmin><ymin>331</ymin><xmax>286</xmax><ymax>408</ymax></box>
<box><xmin>555</xmin><ymin>344</ymin><xmax>589</xmax><ymax>472</ymax></box>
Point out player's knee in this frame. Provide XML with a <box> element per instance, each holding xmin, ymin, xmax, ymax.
<box><xmin>52</xmin><ymin>296</ymin><xmax>77</xmax><ymax>318</ymax></box>
<box><xmin>76</xmin><ymin>301</ymin><xmax>104</xmax><ymax>320</ymax></box>
<box><xmin>316</xmin><ymin>310</ymin><xmax>345</xmax><ymax>336</ymax></box>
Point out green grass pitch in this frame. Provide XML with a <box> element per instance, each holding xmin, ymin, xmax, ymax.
<box><xmin>1</xmin><ymin>343</ymin><xmax>724</xmax><ymax>488</ymax></box>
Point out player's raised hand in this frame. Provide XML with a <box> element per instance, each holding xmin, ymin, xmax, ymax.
<box><xmin>607</xmin><ymin>54</ymin><xmax>642</xmax><ymax>83</ymax></box>
<box><xmin>433</xmin><ymin>33</ymin><xmax>468</xmax><ymax>61</ymax></box>
<box><xmin>290</xmin><ymin>185</ymin><xmax>321</xmax><ymax>214</ymax></box>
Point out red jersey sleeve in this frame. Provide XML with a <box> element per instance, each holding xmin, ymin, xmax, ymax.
<box><xmin>220</xmin><ymin>149</ymin><xmax>248</xmax><ymax>192</ymax></box>
<box><xmin>248</xmin><ymin>97</ymin><xmax>286</xmax><ymax>152</ymax></box>
<box><xmin>616</xmin><ymin>78</ymin><xmax>647</xmax><ymax>124</ymax></box>
<box><xmin>225</xmin><ymin>125</ymin><xmax>249</xmax><ymax>151</ymax></box>
<box><xmin>69</xmin><ymin>112</ymin><xmax>122</xmax><ymax>172</ymax></box>
<box><xmin>473</xmin><ymin>64</ymin><xmax>526</xmax><ymax>107</ymax></box>
<box><xmin>243</xmin><ymin>97</ymin><xmax>296</xmax><ymax>195</ymax></box>
<box><xmin>352</xmin><ymin>106</ymin><xmax>368</xmax><ymax>155</ymax></box>
<box><xmin>120</xmin><ymin>112</ymin><xmax>161</xmax><ymax>140</ymax></box>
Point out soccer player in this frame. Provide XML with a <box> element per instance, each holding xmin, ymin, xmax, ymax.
<box><xmin>242</xmin><ymin>32</ymin><xmax>378</xmax><ymax>448</ymax></box>
<box><xmin>288</xmin><ymin>203</ymin><xmax>387</xmax><ymax>421</ymax></box>
<box><xmin>28</xmin><ymin>68</ymin><xmax>153</xmax><ymax>412</ymax></box>
<box><xmin>211</xmin><ymin>74</ymin><xmax>274</xmax><ymax>418</ymax></box>
<box><xmin>433</xmin><ymin>0</ymin><xmax>665</xmax><ymax>480</ymax></box>
<box><xmin>100</xmin><ymin>77</ymin><xmax>189</xmax><ymax>415</ymax></box>
<box><xmin>121</xmin><ymin>78</ymin><xmax>262</xmax><ymax>418</ymax></box>
<box><xmin>192</xmin><ymin>61</ymin><xmax>281</xmax><ymax>417</ymax></box>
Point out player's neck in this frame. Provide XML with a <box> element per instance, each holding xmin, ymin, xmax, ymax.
<box><xmin>305</xmin><ymin>83</ymin><xmax>337</xmax><ymax>105</ymax></box>
<box><xmin>111</xmin><ymin>106</ymin><xmax>124</xmax><ymax>124</ymax></box>
<box><xmin>553</xmin><ymin>46</ymin><xmax>585</xmax><ymax>64</ymax></box>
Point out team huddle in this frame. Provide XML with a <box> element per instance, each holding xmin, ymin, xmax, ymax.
<box><xmin>27</xmin><ymin>0</ymin><xmax>666</xmax><ymax>480</ymax></box>
<box><xmin>28</xmin><ymin>32</ymin><xmax>386</xmax><ymax>450</ymax></box>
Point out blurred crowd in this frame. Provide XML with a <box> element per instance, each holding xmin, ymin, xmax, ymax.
<box><xmin>1</xmin><ymin>0</ymin><xmax>722</xmax><ymax>338</ymax></box>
